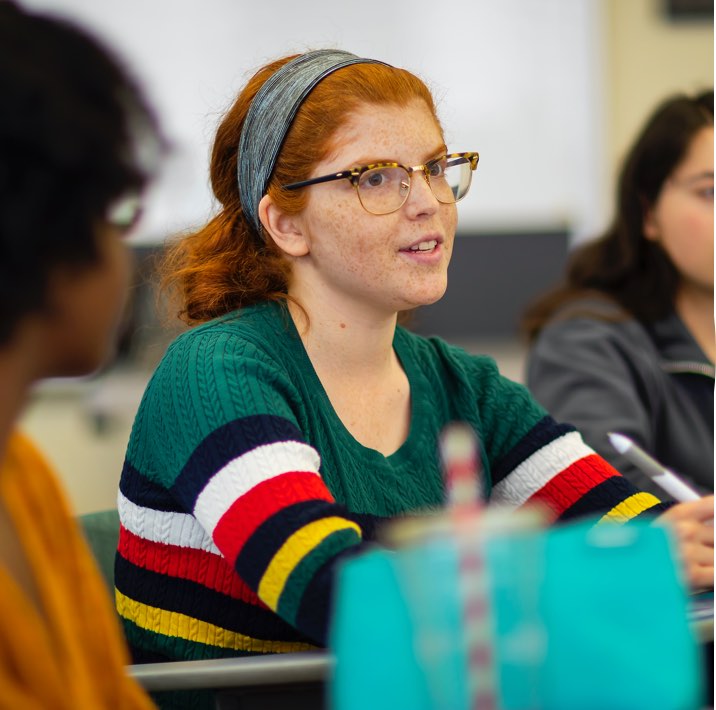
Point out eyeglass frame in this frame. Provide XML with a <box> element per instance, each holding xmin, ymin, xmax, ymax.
<box><xmin>281</xmin><ymin>151</ymin><xmax>480</xmax><ymax>214</ymax></box>
<box><xmin>106</xmin><ymin>193</ymin><xmax>143</xmax><ymax>232</ymax></box>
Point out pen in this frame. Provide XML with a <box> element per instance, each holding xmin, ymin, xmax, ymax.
<box><xmin>607</xmin><ymin>432</ymin><xmax>701</xmax><ymax>502</ymax></box>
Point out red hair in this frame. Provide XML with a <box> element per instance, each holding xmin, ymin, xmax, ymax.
<box><xmin>162</xmin><ymin>54</ymin><xmax>440</xmax><ymax>325</ymax></box>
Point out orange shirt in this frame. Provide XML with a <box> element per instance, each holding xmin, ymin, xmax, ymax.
<box><xmin>0</xmin><ymin>431</ymin><xmax>153</xmax><ymax>709</ymax></box>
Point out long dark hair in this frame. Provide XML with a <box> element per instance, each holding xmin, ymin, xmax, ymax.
<box><xmin>523</xmin><ymin>89</ymin><xmax>713</xmax><ymax>342</ymax></box>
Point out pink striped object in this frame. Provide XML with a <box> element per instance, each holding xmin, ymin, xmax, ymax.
<box><xmin>439</xmin><ymin>422</ymin><xmax>497</xmax><ymax>710</ymax></box>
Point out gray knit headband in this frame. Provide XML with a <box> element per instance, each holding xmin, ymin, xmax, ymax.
<box><xmin>237</xmin><ymin>49</ymin><xmax>385</xmax><ymax>237</ymax></box>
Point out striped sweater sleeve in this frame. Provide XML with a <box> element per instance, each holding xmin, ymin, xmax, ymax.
<box><xmin>121</xmin><ymin>333</ymin><xmax>378</xmax><ymax>649</ymax></box>
<box><xmin>169</xmin><ymin>414</ymin><xmax>368</xmax><ymax>643</ymax></box>
<box><xmin>489</xmin><ymin>416</ymin><xmax>671</xmax><ymax>523</ymax></box>
<box><xmin>463</xmin><ymin>355</ymin><xmax>670</xmax><ymax>523</ymax></box>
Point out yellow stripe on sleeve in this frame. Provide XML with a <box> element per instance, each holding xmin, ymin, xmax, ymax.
<box><xmin>598</xmin><ymin>492</ymin><xmax>662</xmax><ymax>525</ymax></box>
<box><xmin>115</xmin><ymin>590</ymin><xmax>316</xmax><ymax>654</ymax></box>
<box><xmin>258</xmin><ymin>516</ymin><xmax>362</xmax><ymax>611</ymax></box>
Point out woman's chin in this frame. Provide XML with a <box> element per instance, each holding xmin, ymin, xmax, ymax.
<box><xmin>400</xmin><ymin>283</ymin><xmax>449</xmax><ymax>311</ymax></box>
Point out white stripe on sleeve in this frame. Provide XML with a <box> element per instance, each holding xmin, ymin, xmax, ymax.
<box><xmin>118</xmin><ymin>490</ymin><xmax>221</xmax><ymax>554</ymax></box>
<box><xmin>491</xmin><ymin>431</ymin><xmax>594</xmax><ymax>509</ymax></box>
<box><xmin>193</xmin><ymin>440</ymin><xmax>322</xmax><ymax>534</ymax></box>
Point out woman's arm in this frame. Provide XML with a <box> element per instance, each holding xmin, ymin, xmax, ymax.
<box><xmin>127</xmin><ymin>335</ymin><xmax>385</xmax><ymax>648</ymax></box>
<box><xmin>487</xmin><ymin>406</ymin><xmax>713</xmax><ymax>589</ymax></box>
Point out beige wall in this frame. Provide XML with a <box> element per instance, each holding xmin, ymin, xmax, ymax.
<box><xmin>604</xmin><ymin>0</ymin><xmax>713</xmax><ymax>187</ymax></box>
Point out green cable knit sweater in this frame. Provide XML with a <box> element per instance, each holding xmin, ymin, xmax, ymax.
<box><xmin>116</xmin><ymin>300</ymin><xmax>666</xmax><ymax>666</ymax></box>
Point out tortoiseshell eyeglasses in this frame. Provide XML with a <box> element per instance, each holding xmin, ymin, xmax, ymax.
<box><xmin>282</xmin><ymin>151</ymin><xmax>479</xmax><ymax>215</ymax></box>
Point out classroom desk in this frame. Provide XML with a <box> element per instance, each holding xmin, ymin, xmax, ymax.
<box><xmin>127</xmin><ymin>601</ymin><xmax>712</xmax><ymax>709</ymax></box>
<box><xmin>128</xmin><ymin>651</ymin><xmax>331</xmax><ymax>710</ymax></box>
<box><xmin>127</xmin><ymin>651</ymin><xmax>331</xmax><ymax>692</ymax></box>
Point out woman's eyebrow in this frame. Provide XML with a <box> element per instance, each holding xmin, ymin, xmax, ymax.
<box><xmin>346</xmin><ymin>156</ymin><xmax>399</xmax><ymax>168</ymax></box>
<box><xmin>679</xmin><ymin>170</ymin><xmax>714</xmax><ymax>184</ymax></box>
<box><xmin>347</xmin><ymin>144</ymin><xmax>448</xmax><ymax>169</ymax></box>
<box><xmin>423</xmin><ymin>144</ymin><xmax>448</xmax><ymax>163</ymax></box>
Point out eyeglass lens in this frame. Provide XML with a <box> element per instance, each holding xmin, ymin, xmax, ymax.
<box><xmin>356</xmin><ymin>156</ymin><xmax>474</xmax><ymax>215</ymax></box>
<box><xmin>107</xmin><ymin>193</ymin><xmax>143</xmax><ymax>231</ymax></box>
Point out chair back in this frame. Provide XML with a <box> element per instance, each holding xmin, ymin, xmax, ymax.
<box><xmin>78</xmin><ymin>508</ymin><xmax>121</xmax><ymax>592</ymax></box>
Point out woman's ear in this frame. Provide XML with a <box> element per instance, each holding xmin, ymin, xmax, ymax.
<box><xmin>258</xmin><ymin>194</ymin><xmax>309</xmax><ymax>257</ymax></box>
<box><xmin>642</xmin><ymin>203</ymin><xmax>660</xmax><ymax>242</ymax></box>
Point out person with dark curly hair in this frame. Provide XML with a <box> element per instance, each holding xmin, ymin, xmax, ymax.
<box><xmin>524</xmin><ymin>90</ymin><xmax>713</xmax><ymax>499</ymax></box>
<box><xmin>0</xmin><ymin>2</ymin><xmax>162</xmax><ymax>706</ymax></box>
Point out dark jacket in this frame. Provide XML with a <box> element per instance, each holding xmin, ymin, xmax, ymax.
<box><xmin>526</xmin><ymin>299</ymin><xmax>714</xmax><ymax>498</ymax></box>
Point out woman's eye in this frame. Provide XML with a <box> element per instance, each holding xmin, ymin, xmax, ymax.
<box><xmin>428</xmin><ymin>161</ymin><xmax>446</xmax><ymax>178</ymax></box>
<box><xmin>699</xmin><ymin>185</ymin><xmax>714</xmax><ymax>201</ymax></box>
<box><xmin>363</xmin><ymin>170</ymin><xmax>389</xmax><ymax>188</ymax></box>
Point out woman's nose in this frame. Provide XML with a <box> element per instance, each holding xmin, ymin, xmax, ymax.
<box><xmin>404</xmin><ymin>170</ymin><xmax>439</xmax><ymax>217</ymax></box>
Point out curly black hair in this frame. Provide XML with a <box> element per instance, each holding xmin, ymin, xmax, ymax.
<box><xmin>0</xmin><ymin>1</ymin><xmax>162</xmax><ymax>345</ymax></box>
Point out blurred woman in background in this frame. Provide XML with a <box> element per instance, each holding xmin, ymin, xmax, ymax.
<box><xmin>524</xmin><ymin>90</ymin><xmax>713</xmax><ymax>498</ymax></box>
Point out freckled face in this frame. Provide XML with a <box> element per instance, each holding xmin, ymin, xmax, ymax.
<box><xmin>645</xmin><ymin>126</ymin><xmax>714</xmax><ymax>293</ymax></box>
<box><xmin>288</xmin><ymin>99</ymin><xmax>458</xmax><ymax>318</ymax></box>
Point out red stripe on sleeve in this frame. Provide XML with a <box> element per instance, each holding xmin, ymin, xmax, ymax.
<box><xmin>212</xmin><ymin>471</ymin><xmax>335</xmax><ymax>565</ymax></box>
<box><xmin>526</xmin><ymin>453</ymin><xmax>619</xmax><ymax>518</ymax></box>
<box><xmin>117</xmin><ymin>525</ymin><xmax>265</xmax><ymax>606</ymax></box>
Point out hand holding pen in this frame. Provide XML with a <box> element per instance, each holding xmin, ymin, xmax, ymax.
<box><xmin>608</xmin><ymin>432</ymin><xmax>714</xmax><ymax>590</ymax></box>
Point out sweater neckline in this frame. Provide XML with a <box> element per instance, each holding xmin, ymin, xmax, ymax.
<box><xmin>263</xmin><ymin>302</ymin><xmax>427</xmax><ymax>466</ymax></box>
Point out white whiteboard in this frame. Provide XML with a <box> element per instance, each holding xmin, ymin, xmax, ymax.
<box><xmin>18</xmin><ymin>0</ymin><xmax>606</xmax><ymax>243</ymax></box>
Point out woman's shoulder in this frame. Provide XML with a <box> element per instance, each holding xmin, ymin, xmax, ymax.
<box><xmin>162</xmin><ymin>301</ymin><xmax>291</xmax><ymax>365</ymax></box>
<box><xmin>544</xmin><ymin>292</ymin><xmax>629</xmax><ymax>324</ymax></box>
<box><xmin>537</xmin><ymin>293</ymin><xmax>650</xmax><ymax>345</ymax></box>
<box><xmin>531</xmin><ymin>293</ymin><xmax>664</xmax><ymax>374</ymax></box>
<box><xmin>127</xmin><ymin>303</ymin><xmax>302</xmax><ymax>472</ymax></box>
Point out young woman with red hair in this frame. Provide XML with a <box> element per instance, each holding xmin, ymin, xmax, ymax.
<box><xmin>116</xmin><ymin>51</ymin><xmax>713</xmax><ymax>681</ymax></box>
